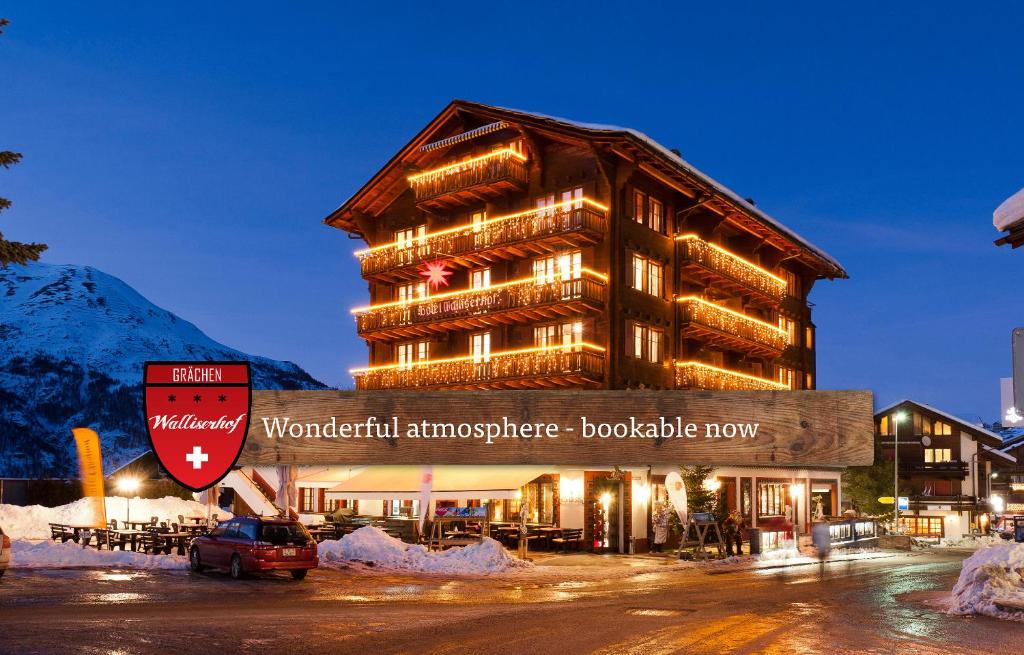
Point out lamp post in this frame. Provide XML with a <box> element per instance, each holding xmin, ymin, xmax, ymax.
<box><xmin>893</xmin><ymin>411</ymin><xmax>907</xmax><ymax>534</ymax></box>
<box><xmin>117</xmin><ymin>477</ymin><xmax>140</xmax><ymax>525</ymax></box>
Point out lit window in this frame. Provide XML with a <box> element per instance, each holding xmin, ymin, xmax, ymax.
<box><xmin>395</xmin><ymin>282</ymin><xmax>428</xmax><ymax>303</ymax></box>
<box><xmin>470</xmin><ymin>267</ymin><xmax>491</xmax><ymax>289</ymax></box>
<box><xmin>924</xmin><ymin>448</ymin><xmax>952</xmax><ymax>463</ymax></box>
<box><xmin>934</xmin><ymin>421</ymin><xmax>952</xmax><ymax>436</ymax></box>
<box><xmin>879</xmin><ymin>415</ymin><xmax>891</xmax><ymax>436</ymax></box>
<box><xmin>649</xmin><ymin>198</ymin><xmax>663</xmax><ymax>233</ymax></box>
<box><xmin>536</xmin><ymin>322</ymin><xmax>582</xmax><ymax>351</ymax></box>
<box><xmin>561</xmin><ymin>186</ymin><xmax>583</xmax><ymax>210</ymax></box>
<box><xmin>630</xmin><ymin>254</ymin><xmax>662</xmax><ymax>297</ymax></box>
<box><xmin>536</xmin><ymin>194</ymin><xmax>556</xmax><ymax>219</ymax></box>
<box><xmin>395</xmin><ymin>225</ymin><xmax>426</xmax><ymax>249</ymax></box>
<box><xmin>396</xmin><ymin>340</ymin><xmax>430</xmax><ymax>370</ymax></box>
<box><xmin>805</xmin><ymin>326</ymin><xmax>814</xmax><ymax>349</ymax></box>
<box><xmin>647</xmin><ymin>329</ymin><xmax>662</xmax><ymax>364</ymax></box>
<box><xmin>534</xmin><ymin>251</ymin><xmax>581</xmax><ymax>283</ymax></box>
<box><xmin>633</xmin><ymin>190</ymin><xmax>646</xmax><ymax>225</ymax></box>
<box><xmin>780</xmin><ymin>269</ymin><xmax>798</xmax><ymax>296</ymax></box>
<box><xmin>471</xmin><ymin>211</ymin><xmax>486</xmax><ymax>233</ymax></box>
<box><xmin>629</xmin><ymin>322</ymin><xmax>663</xmax><ymax>363</ymax></box>
<box><xmin>776</xmin><ymin>366</ymin><xmax>796</xmax><ymax>390</ymax></box>
<box><xmin>778</xmin><ymin>316</ymin><xmax>797</xmax><ymax>346</ymax></box>
<box><xmin>471</xmin><ymin>332</ymin><xmax>491</xmax><ymax>363</ymax></box>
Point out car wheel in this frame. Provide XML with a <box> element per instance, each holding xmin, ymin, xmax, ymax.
<box><xmin>189</xmin><ymin>548</ymin><xmax>205</xmax><ymax>573</ymax></box>
<box><xmin>229</xmin><ymin>554</ymin><xmax>244</xmax><ymax>580</ymax></box>
<box><xmin>290</xmin><ymin>569</ymin><xmax>308</xmax><ymax>580</ymax></box>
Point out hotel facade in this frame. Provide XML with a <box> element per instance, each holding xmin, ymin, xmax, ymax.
<box><xmin>281</xmin><ymin>101</ymin><xmax>853</xmax><ymax>552</ymax></box>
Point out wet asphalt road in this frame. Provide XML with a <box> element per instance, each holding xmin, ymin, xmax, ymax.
<box><xmin>0</xmin><ymin>550</ymin><xmax>1014</xmax><ymax>654</ymax></box>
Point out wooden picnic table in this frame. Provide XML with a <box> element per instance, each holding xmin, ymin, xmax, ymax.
<box><xmin>110</xmin><ymin>529</ymin><xmax>145</xmax><ymax>550</ymax></box>
<box><xmin>534</xmin><ymin>526</ymin><xmax>563</xmax><ymax>550</ymax></box>
<box><xmin>124</xmin><ymin>520</ymin><xmax>156</xmax><ymax>531</ymax></box>
<box><xmin>158</xmin><ymin>532</ymin><xmax>192</xmax><ymax>556</ymax></box>
<box><xmin>181</xmin><ymin>516</ymin><xmax>207</xmax><ymax>525</ymax></box>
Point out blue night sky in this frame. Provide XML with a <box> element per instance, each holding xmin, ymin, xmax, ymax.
<box><xmin>2</xmin><ymin>3</ymin><xmax>1022</xmax><ymax>419</ymax></box>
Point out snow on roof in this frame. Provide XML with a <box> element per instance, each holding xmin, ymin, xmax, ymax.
<box><xmin>875</xmin><ymin>399</ymin><xmax>1015</xmax><ymax>460</ymax></box>
<box><xmin>994</xmin><ymin>187</ymin><xmax>1024</xmax><ymax>232</ymax></box>
<box><xmin>489</xmin><ymin>104</ymin><xmax>846</xmax><ymax>276</ymax></box>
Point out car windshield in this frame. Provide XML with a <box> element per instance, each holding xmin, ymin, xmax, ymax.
<box><xmin>258</xmin><ymin>523</ymin><xmax>310</xmax><ymax>546</ymax></box>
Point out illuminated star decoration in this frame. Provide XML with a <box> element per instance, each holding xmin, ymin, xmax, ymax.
<box><xmin>419</xmin><ymin>260</ymin><xmax>453</xmax><ymax>290</ymax></box>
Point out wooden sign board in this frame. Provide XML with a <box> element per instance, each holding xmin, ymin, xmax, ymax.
<box><xmin>237</xmin><ymin>390</ymin><xmax>873</xmax><ymax>467</ymax></box>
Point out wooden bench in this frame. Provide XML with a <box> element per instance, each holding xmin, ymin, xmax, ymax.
<box><xmin>551</xmin><ymin>529</ymin><xmax>584</xmax><ymax>552</ymax></box>
<box><xmin>49</xmin><ymin>523</ymin><xmax>73</xmax><ymax>543</ymax></box>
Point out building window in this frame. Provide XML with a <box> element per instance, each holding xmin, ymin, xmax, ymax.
<box><xmin>630</xmin><ymin>254</ymin><xmax>663</xmax><ymax>297</ymax></box>
<box><xmin>805</xmin><ymin>326</ymin><xmax>814</xmax><ymax>349</ymax></box>
<box><xmin>633</xmin><ymin>190</ymin><xmax>646</xmax><ymax>225</ymax></box>
<box><xmin>899</xmin><ymin>516</ymin><xmax>943</xmax><ymax>537</ymax></box>
<box><xmin>758</xmin><ymin>481</ymin><xmax>786</xmax><ymax>516</ymax></box>
<box><xmin>471</xmin><ymin>211</ymin><xmax>486</xmax><ymax>233</ymax></box>
<box><xmin>395</xmin><ymin>225</ymin><xmax>426</xmax><ymax>254</ymax></box>
<box><xmin>396</xmin><ymin>340</ymin><xmax>429</xmax><ymax>369</ymax></box>
<box><xmin>805</xmin><ymin>372</ymin><xmax>813</xmax><ymax>390</ymax></box>
<box><xmin>471</xmin><ymin>332</ymin><xmax>491</xmax><ymax>363</ymax></box>
<box><xmin>779</xmin><ymin>316</ymin><xmax>797</xmax><ymax>346</ymax></box>
<box><xmin>536</xmin><ymin>193</ymin><xmax>556</xmax><ymax>218</ymax></box>
<box><xmin>395</xmin><ymin>281</ymin><xmax>428</xmax><ymax>303</ymax></box>
<box><xmin>534</xmin><ymin>321</ymin><xmax>582</xmax><ymax>351</ymax></box>
<box><xmin>470</xmin><ymin>267</ymin><xmax>491</xmax><ymax>289</ymax></box>
<box><xmin>299</xmin><ymin>488</ymin><xmax>316</xmax><ymax>513</ymax></box>
<box><xmin>534</xmin><ymin>251</ymin><xmax>581</xmax><ymax>283</ymax></box>
<box><xmin>649</xmin><ymin>198</ymin><xmax>663</xmax><ymax>233</ymax></box>
<box><xmin>780</xmin><ymin>269</ymin><xmax>799</xmax><ymax>297</ymax></box>
<box><xmin>934</xmin><ymin>421</ymin><xmax>952</xmax><ymax>436</ymax></box>
<box><xmin>629</xmin><ymin>322</ymin><xmax>663</xmax><ymax>363</ymax></box>
<box><xmin>561</xmin><ymin>186</ymin><xmax>583</xmax><ymax>210</ymax></box>
<box><xmin>912</xmin><ymin>413</ymin><xmax>932</xmax><ymax>436</ymax></box>
<box><xmin>924</xmin><ymin>448</ymin><xmax>953</xmax><ymax>463</ymax></box>
<box><xmin>776</xmin><ymin>366</ymin><xmax>797</xmax><ymax>390</ymax></box>
<box><xmin>879</xmin><ymin>415</ymin><xmax>891</xmax><ymax>436</ymax></box>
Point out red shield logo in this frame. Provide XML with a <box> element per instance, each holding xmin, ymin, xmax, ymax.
<box><xmin>144</xmin><ymin>361</ymin><xmax>251</xmax><ymax>492</ymax></box>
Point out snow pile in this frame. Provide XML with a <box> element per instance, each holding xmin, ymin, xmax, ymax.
<box><xmin>317</xmin><ymin>526</ymin><xmax>531</xmax><ymax>575</ymax></box>
<box><xmin>9</xmin><ymin>539</ymin><xmax>187</xmax><ymax>569</ymax></box>
<box><xmin>948</xmin><ymin>543</ymin><xmax>1024</xmax><ymax>622</ymax></box>
<box><xmin>938</xmin><ymin>534</ymin><xmax>1002</xmax><ymax>549</ymax></box>
<box><xmin>0</xmin><ymin>496</ymin><xmax>231</xmax><ymax>540</ymax></box>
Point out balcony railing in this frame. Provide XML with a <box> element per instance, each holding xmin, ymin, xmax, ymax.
<box><xmin>354</xmin><ymin>273</ymin><xmax>607</xmax><ymax>336</ymax></box>
<box><xmin>357</xmin><ymin>200</ymin><xmax>607</xmax><ymax>277</ymax></box>
<box><xmin>352</xmin><ymin>345</ymin><xmax>605</xmax><ymax>390</ymax></box>
<box><xmin>677</xmin><ymin>297</ymin><xmax>787</xmax><ymax>355</ymax></box>
<box><xmin>676</xmin><ymin>235</ymin><xmax>787</xmax><ymax>303</ymax></box>
<box><xmin>900</xmin><ymin>461</ymin><xmax>969</xmax><ymax>477</ymax></box>
<box><xmin>409</xmin><ymin>148</ymin><xmax>529</xmax><ymax>203</ymax></box>
<box><xmin>674</xmin><ymin>361</ymin><xmax>788</xmax><ymax>391</ymax></box>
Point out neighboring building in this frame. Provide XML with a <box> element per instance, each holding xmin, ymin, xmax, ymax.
<box><xmin>994</xmin><ymin>187</ymin><xmax>1024</xmax><ymax>248</ymax></box>
<box><xmin>326</xmin><ymin>100</ymin><xmax>846</xmax><ymax>392</ymax></box>
<box><xmin>992</xmin><ymin>427</ymin><xmax>1024</xmax><ymax>521</ymax></box>
<box><xmin>309</xmin><ymin>101</ymin><xmax>852</xmax><ymax>553</ymax></box>
<box><xmin>874</xmin><ymin>399</ymin><xmax>1017</xmax><ymax>538</ymax></box>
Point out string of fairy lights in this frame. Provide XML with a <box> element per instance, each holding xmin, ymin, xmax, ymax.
<box><xmin>350</xmin><ymin>142</ymin><xmax>798</xmax><ymax>391</ymax></box>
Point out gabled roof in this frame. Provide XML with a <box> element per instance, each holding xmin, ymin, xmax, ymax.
<box><xmin>875</xmin><ymin>399</ymin><xmax>1017</xmax><ymax>463</ymax></box>
<box><xmin>324</xmin><ymin>100</ymin><xmax>847</xmax><ymax>279</ymax></box>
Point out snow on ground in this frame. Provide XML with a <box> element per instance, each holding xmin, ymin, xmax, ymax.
<box><xmin>937</xmin><ymin>534</ymin><xmax>1005</xmax><ymax>549</ymax></box>
<box><xmin>0</xmin><ymin>496</ymin><xmax>231</xmax><ymax>540</ymax></box>
<box><xmin>9</xmin><ymin>539</ymin><xmax>187</xmax><ymax>570</ymax></box>
<box><xmin>947</xmin><ymin>543</ymin><xmax>1024</xmax><ymax>622</ymax></box>
<box><xmin>317</xmin><ymin>526</ymin><xmax>531</xmax><ymax>575</ymax></box>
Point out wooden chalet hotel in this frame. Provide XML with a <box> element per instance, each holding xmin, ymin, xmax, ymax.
<box><xmin>308</xmin><ymin>100</ymin><xmax>850</xmax><ymax>552</ymax></box>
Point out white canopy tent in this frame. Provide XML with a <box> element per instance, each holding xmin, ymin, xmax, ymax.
<box><xmin>326</xmin><ymin>465</ymin><xmax>551</xmax><ymax>501</ymax></box>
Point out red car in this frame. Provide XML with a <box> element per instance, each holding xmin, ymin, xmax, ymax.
<box><xmin>189</xmin><ymin>517</ymin><xmax>318</xmax><ymax>580</ymax></box>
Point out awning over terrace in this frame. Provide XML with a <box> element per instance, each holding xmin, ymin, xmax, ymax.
<box><xmin>326</xmin><ymin>465</ymin><xmax>550</xmax><ymax>501</ymax></box>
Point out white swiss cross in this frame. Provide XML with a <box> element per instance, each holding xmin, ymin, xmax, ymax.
<box><xmin>185</xmin><ymin>445</ymin><xmax>209</xmax><ymax>470</ymax></box>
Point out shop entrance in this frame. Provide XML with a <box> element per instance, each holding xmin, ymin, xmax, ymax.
<box><xmin>591</xmin><ymin>478</ymin><xmax>623</xmax><ymax>553</ymax></box>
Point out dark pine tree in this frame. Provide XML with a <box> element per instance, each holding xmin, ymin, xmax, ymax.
<box><xmin>0</xmin><ymin>19</ymin><xmax>48</xmax><ymax>267</ymax></box>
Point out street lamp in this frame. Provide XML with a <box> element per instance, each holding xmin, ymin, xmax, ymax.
<box><xmin>117</xmin><ymin>477</ymin><xmax>140</xmax><ymax>525</ymax></box>
<box><xmin>892</xmin><ymin>411</ymin><xmax>908</xmax><ymax>534</ymax></box>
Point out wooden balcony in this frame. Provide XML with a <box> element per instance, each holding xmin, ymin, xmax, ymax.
<box><xmin>355</xmin><ymin>273</ymin><xmax>607</xmax><ymax>341</ymax></box>
<box><xmin>409</xmin><ymin>148</ymin><xmax>529</xmax><ymax>210</ymax></box>
<box><xmin>357</xmin><ymin>201</ymin><xmax>607</xmax><ymax>281</ymax></box>
<box><xmin>353</xmin><ymin>345</ymin><xmax>605</xmax><ymax>390</ymax></box>
<box><xmin>674</xmin><ymin>362</ymin><xmax>788</xmax><ymax>391</ymax></box>
<box><xmin>900</xmin><ymin>461</ymin><xmax>969</xmax><ymax>479</ymax></box>
<box><xmin>677</xmin><ymin>297</ymin><xmax>786</xmax><ymax>358</ymax></box>
<box><xmin>676</xmin><ymin>235</ymin><xmax>787</xmax><ymax>306</ymax></box>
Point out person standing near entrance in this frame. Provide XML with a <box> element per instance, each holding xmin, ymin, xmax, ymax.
<box><xmin>652</xmin><ymin>502</ymin><xmax>669</xmax><ymax>553</ymax></box>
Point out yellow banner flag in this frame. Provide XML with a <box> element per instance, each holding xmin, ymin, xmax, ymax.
<box><xmin>72</xmin><ymin>428</ymin><xmax>107</xmax><ymax>528</ymax></box>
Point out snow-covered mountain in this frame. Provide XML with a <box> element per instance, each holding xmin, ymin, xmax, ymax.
<box><xmin>0</xmin><ymin>262</ymin><xmax>328</xmax><ymax>478</ymax></box>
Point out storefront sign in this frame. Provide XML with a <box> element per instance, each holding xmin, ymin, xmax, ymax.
<box><xmin>237</xmin><ymin>389</ymin><xmax>873</xmax><ymax>467</ymax></box>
